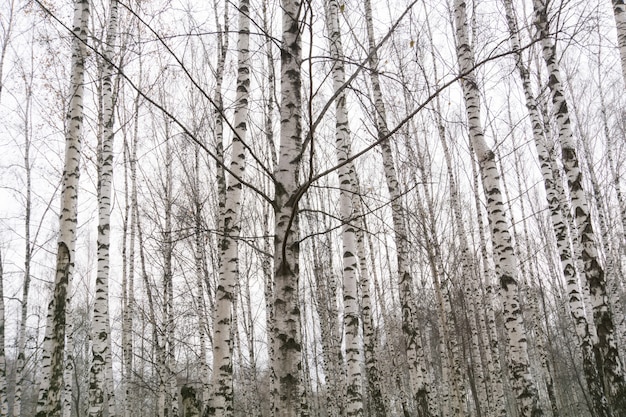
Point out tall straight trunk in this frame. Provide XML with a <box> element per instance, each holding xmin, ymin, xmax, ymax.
<box><xmin>499</xmin><ymin>6</ymin><xmax>602</xmax><ymax>415</ymax></box>
<box><xmin>89</xmin><ymin>1</ymin><xmax>119</xmax><ymax>415</ymax></box>
<box><xmin>363</xmin><ymin>1</ymin><xmax>431</xmax><ymax>415</ymax></box>
<box><xmin>192</xmin><ymin>145</ymin><xmax>210</xmax><ymax>409</ymax></box>
<box><xmin>14</xmin><ymin>73</ymin><xmax>34</xmax><ymax>417</ymax></box>
<box><xmin>611</xmin><ymin>0</ymin><xmax>626</xmax><ymax>84</ymax></box>
<box><xmin>35</xmin><ymin>1</ymin><xmax>89</xmax><ymax>416</ymax></box>
<box><xmin>420</xmin><ymin>11</ymin><xmax>494</xmax><ymax>412</ymax></box>
<box><xmin>272</xmin><ymin>0</ymin><xmax>303</xmax><ymax>415</ymax></box>
<box><xmin>469</xmin><ymin>141</ymin><xmax>507</xmax><ymax>417</ymax></box>
<box><xmin>261</xmin><ymin>2</ymin><xmax>276</xmax><ymax>414</ymax></box>
<box><xmin>209</xmin><ymin>0</ymin><xmax>250</xmax><ymax>415</ymax></box>
<box><xmin>307</xmin><ymin>200</ymin><xmax>345</xmax><ymax>417</ymax></box>
<box><xmin>453</xmin><ymin>1</ymin><xmax>542</xmax><ymax>415</ymax></box>
<box><xmin>213</xmin><ymin>0</ymin><xmax>228</xmax><ymax>233</ymax></box>
<box><xmin>163</xmin><ymin>139</ymin><xmax>178</xmax><ymax>417</ymax></box>
<box><xmin>533</xmin><ymin>0</ymin><xmax>626</xmax><ymax>412</ymax></box>
<box><xmin>323</xmin><ymin>1</ymin><xmax>363</xmax><ymax>415</ymax></box>
<box><xmin>122</xmin><ymin>63</ymin><xmax>141</xmax><ymax>417</ymax></box>
<box><xmin>441</xmin><ymin>127</ymin><xmax>493</xmax><ymax>417</ymax></box>
<box><xmin>408</xmin><ymin>133</ymin><xmax>466</xmax><ymax>417</ymax></box>
<box><xmin>353</xmin><ymin>191</ymin><xmax>387</xmax><ymax>417</ymax></box>
<box><xmin>508</xmin><ymin>115</ymin><xmax>559</xmax><ymax>417</ymax></box>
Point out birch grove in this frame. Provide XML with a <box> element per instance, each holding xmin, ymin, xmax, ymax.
<box><xmin>1</xmin><ymin>0</ymin><xmax>626</xmax><ymax>417</ymax></box>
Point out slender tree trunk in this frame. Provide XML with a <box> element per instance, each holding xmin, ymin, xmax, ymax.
<box><xmin>89</xmin><ymin>1</ymin><xmax>119</xmax><ymax>415</ymax></box>
<box><xmin>262</xmin><ymin>2</ymin><xmax>276</xmax><ymax>414</ymax></box>
<box><xmin>307</xmin><ymin>199</ymin><xmax>345</xmax><ymax>417</ymax></box>
<box><xmin>213</xmin><ymin>0</ymin><xmax>228</xmax><ymax>235</ymax></box>
<box><xmin>353</xmin><ymin>191</ymin><xmax>387</xmax><ymax>417</ymax></box>
<box><xmin>363</xmin><ymin>1</ymin><xmax>432</xmax><ymax>415</ymax></box>
<box><xmin>61</xmin><ymin>314</ymin><xmax>73</xmax><ymax>417</ymax></box>
<box><xmin>192</xmin><ymin>145</ymin><xmax>210</xmax><ymax>409</ymax></box>
<box><xmin>209</xmin><ymin>0</ymin><xmax>250</xmax><ymax>415</ymax></box>
<box><xmin>36</xmin><ymin>1</ymin><xmax>89</xmax><ymax>415</ymax></box>
<box><xmin>122</xmin><ymin>67</ymin><xmax>141</xmax><ymax>417</ymax></box>
<box><xmin>272</xmin><ymin>1</ymin><xmax>304</xmax><ymax>415</ymax></box>
<box><xmin>323</xmin><ymin>1</ymin><xmax>363</xmax><ymax>415</ymax></box>
<box><xmin>453</xmin><ymin>0</ymin><xmax>542</xmax><ymax>415</ymax></box>
<box><xmin>533</xmin><ymin>0</ymin><xmax>626</xmax><ymax>412</ymax></box>
<box><xmin>14</xmin><ymin>73</ymin><xmax>34</xmax><ymax>417</ymax></box>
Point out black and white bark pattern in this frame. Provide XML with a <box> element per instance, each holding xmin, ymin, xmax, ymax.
<box><xmin>363</xmin><ymin>1</ymin><xmax>431</xmax><ymax>415</ymax></box>
<box><xmin>533</xmin><ymin>0</ymin><xmax>626</xmax><ymax>412</ymax></box>
<box><xmin>453</xmin><ymin>0</ymin><xmax>542</xmax><ymax>415</ymax></box>
<box><xmin>272</xmin><ymin>1</ymin><xmax>304</xmax><ymax>416</ymax></box>
<box><xmin>209</xmin><ymin>0</ymin><xmax>250</xmax><ymax>415</ymax></box>
<box><xmin>89</xmin><ymin>1</ymin><xmax>119</xmax><ymax>415</ymax></box>
<box><xmin>323</xmin><ymin>1</ymin><xmax>363</xmax><ymax>415</ymax></box>
<box><xmin>36</xmin><ymin>1</ymin><xmax>89</xmax><ymax>416</ymax></box>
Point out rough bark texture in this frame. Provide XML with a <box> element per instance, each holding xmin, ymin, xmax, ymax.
<box><xmin>35</xmin><ymin>1</ymin><xmax>89</xmax><ymax>415</ymax></box>
<box><xmin>272</xmin><ymin>1</ymin><xmax>303</xmax><ymax>416</ymax></box>
<box><xmin>453</xmin><ymin>0</ymin><xmax>542</xmax><ymax>415</ymax></box>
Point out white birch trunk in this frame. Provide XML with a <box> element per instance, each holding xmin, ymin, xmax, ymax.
<box><xmin>453</xmin><ymin>0</ymin><xmax>542</xmax><ymax>415</ymax></box>
<box><xmin>61</xmin><ymin>316</ymin><xmax>73</xmax><ymax>417</ymax></box>
<box><xmin>323</xmin><ymin>1</ymin><xmax>363</xmax><ymax>415</ymax></box>
<box><xmin>36</xmin><ymin>1</ymin><xmax>89</xmax><ymax>415</ymax></box>
<box><xmin>14</xmin><ymin>78</ymin><xmax>33</xmax><ymax>417</ymax></box>
<box><xmin>213</xmin><ymin>0</ymin><xmax>228</xmax><ymax>235</ymax></box>
<box><xmin>272</xmin><ymin>1</ymin><xmax>304</xmax><ymax>415</ymax></box>
<box><xmin>363</xmin><ymin>1</ymin><xmax>431</xmax><ymax>415</ymax></box>
<box><xmin>193</xmin><ymin>146</ymin><xmax>210</xmax><ymax>409</ymax></box>
<box><xmin>209</xmin><ymin>0</ymin><xmax>250</xmax><ymax>414</ymax></box>
<box><xmin>353</xmin><ymin>193</ymin><xmax>387</xmax><ymax>417</ymax></box>
<box><xmin>122</xmin><ymin>87</ymin><xmax>140</xmax><ymax>417</ymax></box>
<box><xmin>533</xmin><ymin>0</ymin><xmax>626</xmax><ymax>412</ymax></box>
<box><xmin>308</xmin><ymin>208</ymin><xmax>345</xmax><ymax>417</ymax></box>
<box><xmin>89</xmin><ymin>1</ymin><xmax>119</xmax><ymax>415</ymax></box>
<box><xmin>262</xmin><ymin>3</ymin><xmax>276</xmax><ymax>413</ymax></box>
<box><xmin>470</xmin><ymin>146</ymin><xmax>507</xmax><ymax>417</ymax></box>
<box><xmin>442</xmin><ymin>137</ymin><xmax>492</xmax><ymax>417</ymax></box>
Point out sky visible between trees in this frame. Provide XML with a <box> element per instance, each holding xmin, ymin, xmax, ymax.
<box><xmin>0</xmin><ymin>0</ymin><xmax>626</xmax><ymax>416</ymax></box>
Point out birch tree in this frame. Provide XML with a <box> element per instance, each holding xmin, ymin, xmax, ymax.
<box><xmin>89</xmin><ymin>1</ymin><xmax>119</xmax><ymax>415</ymax></box>
<box><xmin>323</xmin><ymin>1</ymin><xmax>363</xmax><ymax>415</ymax></box>
<box><xmin>209</xmin><ymin>0</ymin><xmax>250</xmax><ymax>414</ymax></box>
<box><xmin>272</xmin><ymin>0</ymin><xmax>304</xmax><ymax>415</ymax></box>
<box><xmin>35</xmin><ymin>1</ymin><xmax>90</xmax><ymax>415</ymax></box>
<box><xmin>453</xmin><ymin>0</ymin><xmax>542</xmax><ymax>415</ymax></box>
<box><xmin>14</xmin><ymin>56</ymin><xmax>35</xmax><ymax>417</ymax></box>
<box><xmin>533</xmin><ymin>0</ymin><xmax>626</xmax><ymax>412</ymax></box>
<box><xmin>363</xmin><ymin>1</ymin><xmax>432</xmax><ymax>415</ymax></box>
